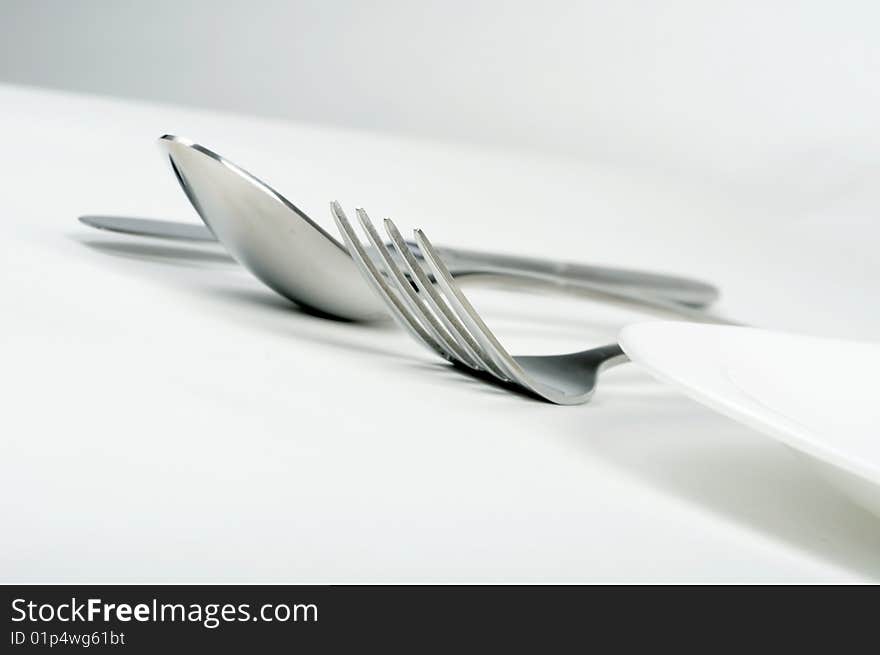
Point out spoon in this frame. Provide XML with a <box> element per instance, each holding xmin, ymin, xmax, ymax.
<box><xmin>619</xmin><ymin>322</ymin><xmax>880</xmax><ymax>517</ymax></box>
<box><xmin>83</xmin><ymin>135</ymin><xmax>723</xmax><ymax>322</ymax></box>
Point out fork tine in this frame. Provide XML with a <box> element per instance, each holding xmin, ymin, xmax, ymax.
<box><xmin>330</xmin><ymin>202</ymin><xmax>448</xmax><ymax>360</ymax></box>
<box><xmin>413</xmin><ymin>229</ymin><xmax>525</xmax><ymax>385</ymax></box>
<box><xmin>383</xmin><ymin>218</ymin><xmax>507</xmax><ymax>378</ymax></box>
<box><xmin>354</xmin><ymin>208</ymin><xmax>479</xmax><ymax>369</ymax></box>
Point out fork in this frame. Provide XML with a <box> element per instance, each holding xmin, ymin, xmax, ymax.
<box><xmin>330</xmin><ymin>201</ymin><xmax>637</xmax><ymax>405</ymax></box>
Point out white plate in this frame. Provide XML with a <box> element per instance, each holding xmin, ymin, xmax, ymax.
<box><xmin>619</xmin><ymin>322</ymin><xmax>880</xmax><ymax>516</ymax></box>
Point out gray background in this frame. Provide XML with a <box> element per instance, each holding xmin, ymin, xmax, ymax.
<box><xmin>2</xmin><ymin>0</ymin><xmax>878</xmax><ymax>197</ymax></box>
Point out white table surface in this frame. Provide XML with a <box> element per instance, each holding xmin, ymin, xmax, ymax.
<box><xmin>3</xmin><ymin>84</ymin><xmax>880</xmax><ymax>583</ymax></box>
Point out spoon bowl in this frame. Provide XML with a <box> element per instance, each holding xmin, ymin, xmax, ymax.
<box><xmin>160</xmin><ymin>135</ymin><xmax>385</xmax><ymax>320</ymax></box>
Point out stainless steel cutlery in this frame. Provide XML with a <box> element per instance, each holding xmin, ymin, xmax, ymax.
<box><xmin>80</xmin><ymin>135</ymin><xmax>724</xmax><ymax>323</ymax></box>
<box><xmin>79</xmin><ymin>135</ymin><xmax>732</xmax><ymax>404</ymax></box>
<box><xmin>332</xmin><ymin>202</ymin><xmax>628</xmax><ymax>404</ymax></box>
<box><xmin>330</xmin><ymin>202</ymin><xmax>743</xmax><ymax>404</ymax></box>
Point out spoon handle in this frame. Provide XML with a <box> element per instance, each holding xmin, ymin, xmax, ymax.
<box><xmin>418</xmin><ymin>243</ymin><xmax>719</xmax><ymax>309</ymax></box>
<box><xmin>78</xmin><ymin>215</ymin><xmax>719</xmax><ymax>310</ymax></box>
